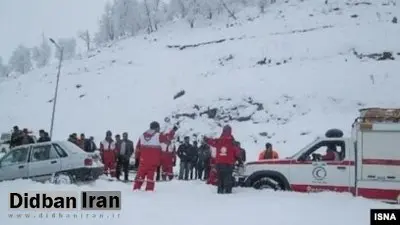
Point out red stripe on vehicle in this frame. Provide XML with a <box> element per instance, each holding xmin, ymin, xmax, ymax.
<box><xmin>362</xmin><ymin>159</ymin><xmax>400</xmax><ymax>166</ymax></box>
<box><xmin>247</xmin><ymin>159</ymin><xmax>400</xmax><ymax>166</ymax></box>
<box><xmin>246</xmin><ymin>160</ymin><xmax>355</xmax><ymax>166</ymax></box>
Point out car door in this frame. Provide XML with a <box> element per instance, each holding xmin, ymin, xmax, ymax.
<box><xmin>28</xmin><ymin>143</ymin><xmax>61</xmax><ymax>182</ymax></box>
<box><xmin>290</xmin><ymin>140</ymin><xmax>352</xmax><ymax>193</ymax></box>
<box><xmin>0</xmin><ymin>146</ymin><xmax>30</xmax><ymax>181</ymax></box>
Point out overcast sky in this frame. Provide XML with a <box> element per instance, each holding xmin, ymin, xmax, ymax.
<box><xmin>0</xmin><ymin>0</ymin><xmax>109</xmax><ymax>61</ymax></box>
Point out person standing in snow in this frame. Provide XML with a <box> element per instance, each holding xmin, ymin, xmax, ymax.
<box><xmin>20</xmin><ymin>129</ymin><xmax>35</xmax><ymax>145</ymax></box>
<box><xmin>190</xmin><ymin>140</ymin><xmax>199</xmax><ymax>179</ymax></box>
<box><xmin>84</xmin><ymin>136</ymin><xmax>97</xmax><ymax>152</ymax></box>
<box><xmin>37</xmin><ymin>130</ymin><xmax>51</xmax><ymax>143</ymax></box>
<box><xmin>177</xmin><ymin>136</ymin><xmax>192</xmax><ymax>180</ymax></box>
<box><xmin>235</xmin><ymin>141</ymin><xmax>246</xmax><ymax>163</ymax></box>
<box><xmin>100</xmin><ymin>131</ymin><xmax>118</xmax><ymax>177</ymax></box>
<box><xmin>204</xmin><ymin>125</ymin><xmax>242</xmax><ymax>194</ymax></box>
<box><xmin>10</xmin><ymin>126</ymin><xmax>23</xmax><ymax>148</ymax></box>
<box><xmin>77</xmin><ymin>133</ymin><xmax>86</xmax><ymax>149</ymax></box>
<box><xmin>258</xmin><ymin>143</ymin><xmax>279</xmax><ymax>160</ymax></box>
<box><xmin>160</xmin><ymin>140</ymin><xmax>177</xmax><ymax>181</ymax></box>
<box><xmin>196</xmin><ymin>139</ymin><xmax>211</xmax><ymax>180</ymax></box>
<box><xmin>133</xmin><ymin>121</ymin><xmax>178</xmax><ymax>191</ymax></box>
<box><xmin>116</xmin><ymin>132</ymin><xmax>134</xmax><ymax>181</ymax></box>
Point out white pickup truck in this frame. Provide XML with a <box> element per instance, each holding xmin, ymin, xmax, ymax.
<box><xmin>239</xmin><ymin>108</ymin><xmax>400</xmax><ymax>204</ymax></box>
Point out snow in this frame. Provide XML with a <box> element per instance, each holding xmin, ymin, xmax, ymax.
<box><xmin>0</xmin><ymin>0</ymin><xmax>400</xmax><ymax>223</ymax></box>
<box><xmin>0</xmin><ymin>1</ymin><xmax>399</xmax><ymax>161</ymax></box>
<box><xmin>2</xmin><ymin>179</ymin><xmax>399</xmax><ymax>225</ymax></box>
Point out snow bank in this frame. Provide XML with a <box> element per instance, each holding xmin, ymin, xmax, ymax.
<box><xmin>1</xmin><ymin>179</ymin><xmax>398</xmax><ymax>225</ymax></box>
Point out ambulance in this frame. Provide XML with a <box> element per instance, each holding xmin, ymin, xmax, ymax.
<box><xmin>239</xmin><ymin>108</ymin><xmax>400</xmax><ymax>203</ymax></box>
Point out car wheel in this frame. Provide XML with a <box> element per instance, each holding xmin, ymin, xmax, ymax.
<box><xmin>252</xmin><ymin>176</ymin><xmax>285</xmax><ymax>191</ymax></box>
<box><xmin>53</xmin><ymin>173</ymin><xmax>74</xmax><ymax>185</ymax></box>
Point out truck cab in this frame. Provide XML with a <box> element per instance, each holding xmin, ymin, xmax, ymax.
<box><xmin>240</xmin><ymin>108</ymin><xmax>400</xmax><ymax>204</ymax></box>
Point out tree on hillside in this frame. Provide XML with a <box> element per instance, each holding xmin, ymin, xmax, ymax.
<box><xmin>199</xmin><ymin>0</ymin><xmax>219</xmax><ymax>19</ymax></box>
<box><xmin>32</xmin><ymin>34</ymin><xmax>52</xmax><ymax>68</ymax></box>
<box><xmin>169</xmin><ymin>0</ymin><xmax>189</xmax><ymax>18</ymax></box>
<box><xmin>8</xmin><ymin>44</ymin><xmax>32</xmax><ymax>74</ymax></box>
<box><xmin>258</xmin><ymin>0</ymin><xmax>269</xmax><ymax>13</ymax></box>
<box><xmin>186</xmin><ymin>0</ymin><xmax>201</xmax><ymax>28</ymax></box>
<box><xmin>55</xmin><ymin>38</ymin><xmax>77</xmax><ymax>60</ymax></box>
<box><xmin>95</xmin><ymin>2</ymin><xmax>116</xmax><ymax>45</ymax></box>
<box><xmin>112</xmin><ymin>0</ymin><xmax>142</xmax><ymax>37</ymax></box>
<box><xmin>78</xmin><ymin>30</ymin><xmax>91</xmax><ymax>52</ymax></box>
<box><xmin>0</xmin><ymin>57</ymin><xmax>10</xmax><ymax>77</ymax></box>
<box><xmin>219</xmin><ymin>0</ymin><xmax>238</xmax><ymax>20</ymax></box>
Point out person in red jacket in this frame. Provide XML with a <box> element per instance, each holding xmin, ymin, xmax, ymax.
<box><xmin>100</xmin><ymin>131</ymin><xmax>117</xmax><ymax>177</ymax></box>
<box><xmin>160</xmin><ymin>141</ymin><xmax>177</xmax><ymax>181</ymax></box>
<box><xmin>204</xmin><ymin>125</ymin><xmax>242</xmax><ymax>194</ymax></box>
<box><xmin>133</xmin><ymin>121</ymin><xmax>178</xmax><ymax>191</ymax></box>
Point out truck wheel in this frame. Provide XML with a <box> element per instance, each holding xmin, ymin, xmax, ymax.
<box><xmin>53</xmin><ymin>173</ymin><xmax>74</xmax><ymax>185</ymax></box>
<box><xmin>252</xmin><ymin>176</ymin><xmax>285</xmax><ymax>191</ymax></box>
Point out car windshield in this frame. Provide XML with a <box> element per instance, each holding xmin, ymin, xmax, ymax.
<box><xmin>286</xmin><ymin>137</ymin><xmax>321</xmax><ymax>159</ymax></box>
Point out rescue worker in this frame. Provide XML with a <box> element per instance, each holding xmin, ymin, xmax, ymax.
<box><xmin>116</xmin><ymin>132</ymin><xmax>134</xmax><ymax>181</ymax></box>
<box><xmin>206</xmin><ymin>150</ymin><xmax>218</xmax><ymax>186</ymax></box>
<box><xmin>100</xmin><ymin>131</ymin><xmax>117</xmax><ymax>177</ymax></box>
<box><xmin>133</xmin><ymin>121</ymin><xmax>178</xmax><ymax>191</ymax></box>
<box><xmin>160</xmin><ymin>140</ymin><xmax>177</xmax><ymax>181</ymax></box>
<box><xmin>258</xmin><ymin>142</ymin><xmax>279</xmax><ymax>160</ymax></box>
<box><xmin>204</xmin><ymin>125</ymin><xmax>242</xmax><ymax>194</ymax></box>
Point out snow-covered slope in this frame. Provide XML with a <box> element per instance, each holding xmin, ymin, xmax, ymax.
<box><xmin>2</xmin><ymin>179</ymin><xmax>399</xmax><ymax>225</ymax></box>
<box><xmin>1</xmin><ymin>0</ymin><xmax>399</xmax><ymax>162</ymax></box>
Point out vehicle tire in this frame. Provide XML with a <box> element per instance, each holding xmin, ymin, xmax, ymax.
<box><xmin>53</xmin><ymin>173</ymin><xmax>74</xmax><ymax>185</ymax></box>
<box><xmin>251</xmin><ymin>176</ymin><xmax>286</xmax><ymax>191</ymax></box>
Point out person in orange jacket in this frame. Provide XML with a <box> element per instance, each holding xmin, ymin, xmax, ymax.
<box><xmin>258</xmin><ymin>142</ymin><xmax>279</xmax><ymax>160</ymax></box>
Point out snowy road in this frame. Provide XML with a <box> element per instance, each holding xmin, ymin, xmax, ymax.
<box><xmin>1</xmin><ymin>179</ymin><xmax>399</xmax><ymax>225</ymax></box>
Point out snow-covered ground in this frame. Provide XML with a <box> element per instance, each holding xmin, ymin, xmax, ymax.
<box><xmin>2</xmin><ymin>178</ymin><xmax>399</xmax><ymax>225</ymax></box>
<box><xmin>1</xmin><ymin>0</ymin><xmax>399</xmax><ymax>160</ymax></box>
<box><xmin>1</xmin><ymin>0</ymin><xmax>400</xmax><ymax>223</ymax></box>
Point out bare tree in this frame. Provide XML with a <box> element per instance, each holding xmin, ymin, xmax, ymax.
<box><xmin>219</xmin><ymin>0</ymin><xmax>237</xmax><ymax>20</ymax></box>
<box><xmin>78</xmin><ymin>30</ymin><xmax>91</xmax><ymax>52</ymax></box>
<box><xmin>144</xmin><ymin>0</ymin><xmax>154</xmax><ymax>33</ymax></box>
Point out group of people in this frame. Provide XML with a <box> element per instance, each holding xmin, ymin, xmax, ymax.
<box><xmin>7</xmin><ymin>126</ymin><xmax>51</xmax><ymax>148</ymax></box>
<box><xmin>176</xmin><ymin>136</ymin><xmax>247</xmax><ymax>182</ymax></box>
<box><xmin>6</xmin><ymin>122</ymin><xmax>282</xmax><ymax>194</ymax></box>
<box><xmin>67</xmin><ymin>133</ymin><xmax>98</xmax><ymax>153</ymax></box>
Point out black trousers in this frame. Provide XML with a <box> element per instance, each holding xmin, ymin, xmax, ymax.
<box><xmin>116</xmin><ymin>155</ymin><xmax>130</xmax><ymax>181</ymax></box>
<box><xmin>216</xmin><ymin>164</ymin><xmax>234</xmax><ymax>194</ymax></box>
<box><xmin>197</xmin><ymin>164</ymin><xmax>204</xmax><ymax>180</ymax></box>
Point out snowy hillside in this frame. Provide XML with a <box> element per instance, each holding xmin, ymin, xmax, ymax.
<box><xmin>1</xmin><ymin>0</ymin><xmax>400</xmax><ymax>224</ymax></box>
<box><xmin>1</xmin><ymin>0</ymin><xmax>399</xmax><ymax>162</ymax></box>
